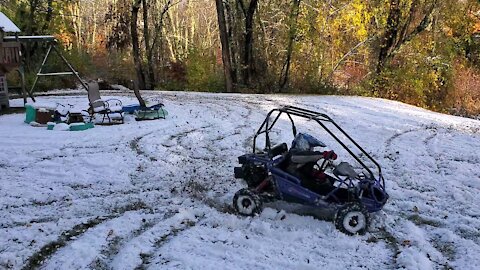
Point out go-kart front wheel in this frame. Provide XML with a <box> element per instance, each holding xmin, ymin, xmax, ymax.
<box><xmin>233</xmin><ymin>189</ymin><xmax>263</xmax><ymax>216</ymax></box>
<box><xmin>334</xmin><ymin>203</ymin><xmax>370</xmax><ymax>235</ymax></box>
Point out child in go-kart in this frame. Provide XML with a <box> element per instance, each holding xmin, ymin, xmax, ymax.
<box><xmin>285</xmin><ymin>133</ymin><xmax>338</xmax><ymax>195</ymax></box>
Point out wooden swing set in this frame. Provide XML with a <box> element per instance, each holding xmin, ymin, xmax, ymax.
<box><xmin>0</xmin><ymin>11</ymin><xmax>87</xmax><ymax>110</ymax></box>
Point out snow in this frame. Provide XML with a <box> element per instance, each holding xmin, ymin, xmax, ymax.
<box><xmin>0</xmin><ymin>12</ymin><xmax>20</xmax><ymax>33</ymax></box>
<box><xmin>26</xmin><ymin>102</ymin><xmax>56</xmax><ymax>110</ymax></box>
<box><xmin>108</xmin><ymin>105</ymin><xmax>123</xmax><ymax>112</ymax></box>
<box><xmin>1</xmin><ymin>91</ymin><xmax>480</xmax><ymax>269</ymax></box>
<box><xmin>52</xmin><ymin>123</ymin><xmax>69</xmax><ymax>131</ymax></box>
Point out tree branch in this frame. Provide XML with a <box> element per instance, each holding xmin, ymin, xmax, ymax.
<box><xmin>329</xmin><ymin>36</ymin><xmax>375</xmax><ymax>78</ymax></box>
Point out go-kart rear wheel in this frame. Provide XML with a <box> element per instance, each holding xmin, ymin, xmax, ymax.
<box><xmin>334</xmin><ymin>202</ymin><xmax>369</xmax><ymax>235</ymax></box>
<box><xmin>233</xmin><ymin>189</ymin><xmax>263</xmax><ymax>216</ymax></box>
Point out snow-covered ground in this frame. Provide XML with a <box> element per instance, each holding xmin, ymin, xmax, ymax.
<box><xmin>1</xmin><ymin>91</ymin><xmax>479</xmax><ymax>270</ymax></box>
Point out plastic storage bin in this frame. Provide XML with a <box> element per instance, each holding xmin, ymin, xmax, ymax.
<box><xmin>24</xmin><ymin>104</ymin><xmax>36</xmax><ymax>123</ymax></box>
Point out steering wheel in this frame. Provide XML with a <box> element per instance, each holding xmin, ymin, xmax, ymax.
<box><xmin>317</xmin><ymin>158</ymin><xmax>331</xmax><ymax>171</ymax></box>
<box><xmin>318</xmin><ymin>150</ymin><xmax>337</xmax><ymax>171</ymax></box>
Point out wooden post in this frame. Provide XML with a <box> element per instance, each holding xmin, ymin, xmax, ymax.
<box><xmin>17</xmin><ymin>67</ymin><xmax>28</xmax><ymax>104</ymax></box>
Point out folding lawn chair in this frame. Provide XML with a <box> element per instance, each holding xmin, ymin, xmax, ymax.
<box><xmin>87</xmin><ymin>82</ymin><xmax>124</xmax><ymax>124</ymax></box>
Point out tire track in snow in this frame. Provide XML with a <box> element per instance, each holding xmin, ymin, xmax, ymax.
<box><xmin>17</xmin><ymin>127</ymin><xmax>171</xmax><ymax>269</ymax></box>
<box><xmin>422</xmin><ymin>128</ymin><xmax>480</xmax><ymax>249</ymax></box>
<box><xmin>77</xmin><ymin>128</ymin><xmax>204</xmax><ymax>269</ymax></box>
<box><xmin>74</xmin><ymin>213</ymin><xmax>174</xmax><ymax>270</ymax></box>
<box><xmin>1</xmin><ymin>138</ymin><xmax>140</xmax><ymax>231</ymax></box>
<box><xmin>380</xmin><ymin>125</ymin><xmax>480</xmax><ymax>269</ymax></box>
<box><xmin>132</xmin><ymin>121</ymin><xmax>231</xmax><ymax>212</ymax></box>
<box><xmin>22</xmin><ymin>208</ymin><xmax>161</xmax><ymax>270</ymax></box>
<box><xmin>383</xmin><ymin>126</ymin><xmax>439</xmax><ymax>187</ymax></box>
<box><xmin>108</xmin><ymin>113</ymin><xmax>216</xmax><ymax>260</ymax></box>
<box><xmin>172</xmin><ymin>101</ymin><xmax>257</xmax><ymax>213</ymax></box>
<box><xmin>164</xmin><ymin>97</ymin><xmax>321</xmax><ymax>216</ymax></box>
<box><xmin>1</xmin><ymin>185</ymin><xmax>158</xmax><ymax>230</ymax></box>
<box><xmin>159</xmin><ymin>93</ymin><xmax>282</xmax><ymax>158</ymax></box>
<box><xmin>128</xmin><ymin>98</ymin><xmax>258</xmax><ymax>216</ymax></box>
<box><xmin>105</xmin><ymin>211</ymin><xmax>203</xmax><ymax>270</ymax></box>
<box><xmin>60</xmin><ymin>122</ymin><xmax>212</xmax><ymax>269</ymax></box>
<box><xmin>380</xmin><ymin>126</ymin><xmax>439</xmax><ymax>268</ymax></box>
<box><xmin>22</xmin><ymin>216</ymin><xmax>110</xmax><ymax>270</ymax></box>
<box><xmin>132</xmin><ymin>218</ymin><xmax>201</xmax><ymax>269</ymax></box>
<box><xmin>3</xmin><ymin>94</ymin><xmax>408</xmax><ymax>269</ymax></box>
<box><xmin>35</xmin><ymin>211</ymin><xmax>154</xmax><ymax>270</ymax></box>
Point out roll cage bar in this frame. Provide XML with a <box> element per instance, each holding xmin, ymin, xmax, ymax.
<box><xmin>252</xmin><ymin>106</ymin><xmax>384</xmax><ymax>184</ymax></box>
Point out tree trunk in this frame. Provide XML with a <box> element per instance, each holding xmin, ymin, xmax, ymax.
<box><xmin>224</xmin><ymin>2</ymin><xmax>238</xmax><ymax>84</ymax></box>
<box><xmin>25</xmin><ymin>0</ymin><xmax>40</xmax><ymax>71</ymax></box>
<box><xmin>242</xmin><ymin>0</ymin><xmax>259</xmax><ymax>86</ymax></box>
<box><xmin>152</xmin><ymin>0</ymin><xmax>174</xmax><ymax>84</ymax></box>
<box><xmin>377</xmin><ymin>0</ymin><xmax>401</xmax><ymax>74</ymax></box>
<box><xmin>131</xmin><ymin>0</ymin><xmax>146</xmax><ymax>89</ymax></box>
<box><xmin>216</xmin><ymin>0</ymin><xmax>234</xmax><ymax>92</ymax></box>
<box><xmin>71</xmin><ymin>1</ymin><xmax>82</xmax><ymax>51</ymax></box>
<box><xmin>41</xmin><ymin>0</ymin><xmax>53</xmax><ymax>32</ymax></box>
<box><xmin>376</xmin><ymin>0</ymin><xmax>437</xmax><ymax>74</ymax></box>
<box><xmin>92</xmin><ymin>4</ymin><xmax>97</xmax><ymax>52</ymax></box>
<box><xmin>279</xmin><ymin>0</ymin><xmax>301</xmax><ymax>91</ymax></box>
<box><xmin>142</xmin><ymin>0</ymin><xmax>155</xmax><ymax>89</ymax></box>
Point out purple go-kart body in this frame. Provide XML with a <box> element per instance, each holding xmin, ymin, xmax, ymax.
<box><xmin>233</xmin><ymin>106</ymin><xmax>388</xmax><ymax>235</ymax></box>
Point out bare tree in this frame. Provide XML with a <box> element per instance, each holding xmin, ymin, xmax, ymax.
<box><xmin>142</xmin><ymin>0</ymin><xmax>154</xmax><ymax>89</ymax></box>
<box><xmin>131</xmin><ymin>0</ymin><xmax>146</xmax><ymax>89</ymax></box>
<box><xmin>237</xmin><ymin>0</ymin><xmax>259</xmax><ymax>86</ymax></box>
<box><xmin>377</xmin><ymin>0</ymin><xmax>438</xmax><ymax>73</ymax></box>
<box><xmin>216</xmin><ymin>0</ymin><xmax>234</xmax><ymax>92</ymax></box>
<box><xmin>279</xmin><ymin>0</ymin><xmax>301</xmax><ymax>91</ymax></box>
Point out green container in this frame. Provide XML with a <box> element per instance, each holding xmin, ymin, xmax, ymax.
<box><xmin>134</xmin><ymin>108</ymin><xmax>168</xmax><ymax>121</ymax></box>
<box><xmin>69</xmin><ymin>122</ymin><xmax>94</xmax><ymax>131</ymax></box>
<box><xmin>47</xmin><ymin>123</ymin><xmax>55</xmax><ymax>130</ymax></box>
<box><xmin>25</xmin><ymin>104</ymin><xmax>36</xmax><ymax>124</ymax></box>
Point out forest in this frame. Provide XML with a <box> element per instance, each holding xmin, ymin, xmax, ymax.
<box><xmin>1</xmin><ymin>0</ymin><xmax>480</xmax><ymax>117</ymax></box>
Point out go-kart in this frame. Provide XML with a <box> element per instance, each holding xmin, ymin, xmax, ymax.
<box><xmin>233</xmin><ymin>106</ymin><xmax>388</xmax><ymax>235</ymax></box>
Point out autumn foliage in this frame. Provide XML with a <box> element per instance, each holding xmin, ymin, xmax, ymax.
<box><xmin>1</xmin><ymin>0</ymin><xmax>479</xmax><ymax>117</ymax></box>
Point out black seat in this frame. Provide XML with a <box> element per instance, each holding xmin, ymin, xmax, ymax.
<box><xmin>333</xmin><ymin>162</ymin><xmax>358</xmax><ymax>178</ymax></box>
<box><xmin>268</xmin><ymin>143</ymin><xmax>289</xmax><ymax>158</ymax></box>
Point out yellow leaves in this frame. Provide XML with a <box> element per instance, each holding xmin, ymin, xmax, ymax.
<box><xmin>321</xmin><ymin>0</ymin><xmax>372</xmax><ymax>40</ymax></box>
<box><xmin>55</xmin><ymin>32</ymin><xmax>73</xmax><ymax>47</ymax></box>
<box><xmin>347</xmin><ymin>0</ymin><xmax>371</xmax><ymax>39</ymax></box>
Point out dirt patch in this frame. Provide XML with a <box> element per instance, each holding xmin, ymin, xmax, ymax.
<box><xmin>182</xmin><ymin>180</ymin><xmax>235</xmax><ymax>214</ymax></box>
<box><xmin>373</xmin><ymin>227</ymin><xmax>402</xmax><ymax>268</ymax></box>
<box><xmin>407</xmin><ymin>214</ymin><xmax>442</xmax><ymax>228</ymax></box>
<box><xmin>111</xmin><ymin>201</ymin><xmax>151</xmax><ymax>215</ymax></box>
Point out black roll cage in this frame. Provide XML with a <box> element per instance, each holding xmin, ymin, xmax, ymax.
<box><xmin>253</xmin><ymin>106</ymin><xmax>384</xmax><ymax>185</ymax></box>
